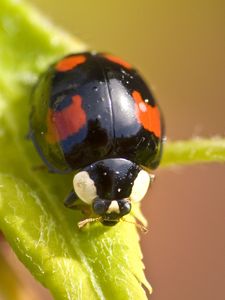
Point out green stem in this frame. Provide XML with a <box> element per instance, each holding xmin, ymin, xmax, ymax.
<box><xmin>162</xmin><ymin>137</ymin><xmax>225</xmax><ymax>167</ymax></box>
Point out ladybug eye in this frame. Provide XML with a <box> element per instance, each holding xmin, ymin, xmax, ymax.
<box><xmin>92</xmin><ymin>198</ymin><xmax>109</xmax><ymax>215</ymax></box>
<box><xmin>130</xmin><ymin>170</ymin><xmax>151</xmax><ymax>202</ymax></box>
<box><xmin>73</xmin><ymin>171</ymin><xmax>97</xmax><ymax>204</ymax></box>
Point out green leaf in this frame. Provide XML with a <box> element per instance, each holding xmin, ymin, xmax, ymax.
<box><xmin>0</xmin><ymin>175</ymin><xmax>150</xmax><ymax>299</ymax></box>
<box><xmin>0</xmin><ymin>0</ymin><xmax>151</xmax><ymax>299</ymax></box>
<box><xmin>1</xmin><ymin>1</ymin><xmax>224</xmax><ymax>299</ymax></box>
<box><xmin>162</xmin><ymin>138</ymin><xmax>225</xmax><ymax>167</ymax></box>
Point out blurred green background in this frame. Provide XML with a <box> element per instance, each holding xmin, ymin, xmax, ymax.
<box><xmin>2</xmin><ymin>1</ymin><xmax>224</xmax><ymax>299</ymax></box>
<box><xmin>33</xmin><ymin>0</ymin><xmax>225</xmax><ymax>140</ymax></box>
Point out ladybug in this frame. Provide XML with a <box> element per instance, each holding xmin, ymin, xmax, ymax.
<box><xmin>30</xmin><ymin>52</ymin><xmax>164</xmax><ymax>229</ymax></box>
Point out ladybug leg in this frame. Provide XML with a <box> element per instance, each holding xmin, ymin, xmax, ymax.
<box><xmin>64</xmin><ymin>190</ymin><xmax>92</xmax><ymax>215</ymax></box>
<box><xmin>64</xmin><ymin>190</ymin><xmax>79</xmax><ymax>208</ymax></box>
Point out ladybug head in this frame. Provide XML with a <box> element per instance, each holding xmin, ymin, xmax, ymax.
<box><xmin>73</xmin><ymin>158</ymin><xmax>152</xmax><ymax>228</ymax></box>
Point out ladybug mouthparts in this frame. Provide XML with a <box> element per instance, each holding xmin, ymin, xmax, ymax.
<box><xmin>92</xmin><ymin>198</ymin><xmax>131</xmax><ymax>223</ymax></box>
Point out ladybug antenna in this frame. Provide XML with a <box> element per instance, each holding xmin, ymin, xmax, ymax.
<box><xmin>121</xmin><ymin>218</ymin><xmax>148</xmax><ymax>233</ymax></box>
<box><xmin>78</xmin><ymin>217</ymin><xmax>102</xmax><ymax>229</ymax></box>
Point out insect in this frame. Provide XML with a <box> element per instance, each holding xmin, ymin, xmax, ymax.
<box><xmin>30</xmin><ymin>52</ymin><xmax>164</xmax><ymax>229</ymax></box>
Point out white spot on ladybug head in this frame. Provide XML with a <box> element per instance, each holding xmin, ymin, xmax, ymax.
<box><xmin>106</xmin><ymin>201</ymin><xmax>120</xmax><ymax>214</ymax></box>
<box><xmin>73</xmin><ymin>171</ymin><xmax>97</xmax><ymax>205</ymax></box>
<box><xmin>130</xmin><ymin>170</ymin><xmax>151</xmax><ymax>202</ymax></box>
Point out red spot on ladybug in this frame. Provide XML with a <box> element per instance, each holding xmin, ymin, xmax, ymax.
<box><xmin>46</xmin><ymin>95</ymin><xmax>86</xmax><ymax>143</ymax></box>
<box><xmin>132</xmin><ymin>90</ymin><xmax>161</xmax><ymax>138</ymax></box>
<box><xmin>55</xmin><ymin>55</ymin><xmax>86</xmax><ymax>72</ymax></box>
<box><xmin>104</xmin><ymin>54</ymin><xmax>132</xmax><ymax>69</ymax></box>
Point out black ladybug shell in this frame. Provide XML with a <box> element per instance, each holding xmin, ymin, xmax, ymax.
<box><xmin>30</xmin><ymin>52</ymin><xmax>164</xmax><ymax>173</ymax></box>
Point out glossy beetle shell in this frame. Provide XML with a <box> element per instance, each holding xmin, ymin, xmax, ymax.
<box><xmin>30</xmin><ymin>52</ymin><xmax>164</xmax><ymax>173</ymax></box>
